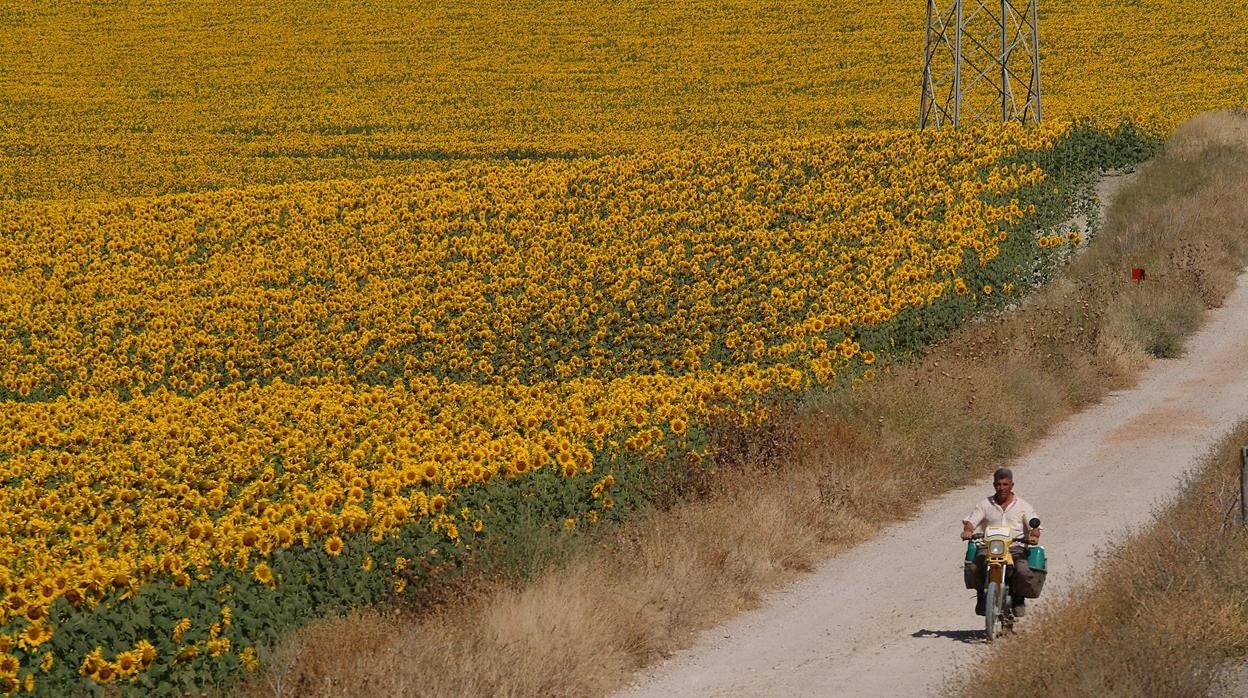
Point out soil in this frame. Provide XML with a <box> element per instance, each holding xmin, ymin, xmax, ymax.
<box><xmin>616</xmin><ymin>236</ymin><xmax>1248</xmax><ymax>694</ymax></box>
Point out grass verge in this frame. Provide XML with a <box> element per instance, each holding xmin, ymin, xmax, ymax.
<box><xmin>242</xmin><ymin>109</ymin><xmax>1248</xmax><ymax>697</ymax></box>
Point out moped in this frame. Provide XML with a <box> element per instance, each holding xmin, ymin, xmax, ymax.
<box><xmin>969</xmin><ymin>516</ymin><xmax>1042</xmax><ymax>641</ymax></box>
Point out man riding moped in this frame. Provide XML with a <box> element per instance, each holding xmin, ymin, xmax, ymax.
<box><xmin>960</xmin><ymin>467</ymin><xmax>1042</xmax><ymax>618</ymax></box>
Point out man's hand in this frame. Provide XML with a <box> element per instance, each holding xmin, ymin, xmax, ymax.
<box><xmin>1027</xmin><ymin>533</ymin><xmax>1040</xmax><ymax>545</ymax></box>
<box><xmin>960</xmin><ymin>522</ymin><xmax>975</xmax><ymax>541</ymax></box>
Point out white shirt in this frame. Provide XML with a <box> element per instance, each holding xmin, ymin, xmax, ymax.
<box><xmin>963</xmin><ymin>495</ymin><xmax>1040</xmax><ymax>540</ymax></box>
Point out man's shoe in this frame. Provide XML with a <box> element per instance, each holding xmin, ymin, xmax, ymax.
<box><xmin>1012</xmin><ymin>599</ymin><xmax>1026</xmax><ymax>617</ymax></box>
<box><xmin>975</xmin><ymin>592</ymin><xmax>986</xmax><ymax>616</ymax></box>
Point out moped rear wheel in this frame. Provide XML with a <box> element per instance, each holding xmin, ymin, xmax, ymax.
<box><xmin>984</xmin><ymin>580</ymin><xmax>1000</xmax><ymax>642</ymax></box>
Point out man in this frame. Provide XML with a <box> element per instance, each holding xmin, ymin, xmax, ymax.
<box><xmin>960</xmin><ymin>467</ymin><xmax>1041</xmax><ymax>617</ymax></box>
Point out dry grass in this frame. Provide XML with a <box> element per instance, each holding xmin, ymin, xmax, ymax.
<box><xmin>247</xmin><ymin>457</ymin><xmax>865</xmax><ymax>697</ymax></box>
<box><xmin>241</xmin><ymin>110</ymin><xmax>1248</xmax><ymax>698</ymax></box>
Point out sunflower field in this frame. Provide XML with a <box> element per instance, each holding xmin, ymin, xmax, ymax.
<box><xmin>0</xmin><ymin>0</ymin><xmax>1241</xmax><ymax>694</ymax></box>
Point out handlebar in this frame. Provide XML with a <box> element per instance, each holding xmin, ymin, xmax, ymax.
<box><xmin>967</xmin><ymin>533</ymin><xmax>1031</xmax><ymax>545</ymax></box>
<box><xmin>965</xmin><ymin>517</ymin><xmax>1042</xmax><ymax>543</ymax></box>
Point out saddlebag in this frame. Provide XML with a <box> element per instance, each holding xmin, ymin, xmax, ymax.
<box><xmin>962</xmin><ymin>542</ymin><xmax>979</xmax><ymax>589</ymax></box>
<box><xmin>1016</xmin><ymin>546</ymin><xmax>1047</xmax><ymax>598</ymax></box>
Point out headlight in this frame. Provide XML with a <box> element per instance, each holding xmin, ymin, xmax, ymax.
<box><xmin>988</xmin><ymin>540</ymin><xmax>1005</xmax><ymax>555</ymax></box>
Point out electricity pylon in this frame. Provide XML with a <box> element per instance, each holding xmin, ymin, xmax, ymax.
<box><xmin>919</xmin><ymin>0</ymin><xmax>1042</xmax><ymax>128</ymax></box>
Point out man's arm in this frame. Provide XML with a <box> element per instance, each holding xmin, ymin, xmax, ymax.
<box><xmin>961</xmin><ymin>501</ymin><xmax>985</xmax><ymax>540</ymax></box>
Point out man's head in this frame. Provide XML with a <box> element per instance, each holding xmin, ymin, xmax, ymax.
<box><xmin>993</xmin><ymin>467</ymin><xmax>1014</xmax><ymax>500</ymax></box>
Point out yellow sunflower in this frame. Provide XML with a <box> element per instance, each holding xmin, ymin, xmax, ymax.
<box><xmin>324</xmin><ymin>535</ymin><xmax>345</xmax><ymax>556</ymax></box>
<box><xmin>253</xmin><ymin>563</ymin><xmax>274</xmax><ymax>586</ymax></box>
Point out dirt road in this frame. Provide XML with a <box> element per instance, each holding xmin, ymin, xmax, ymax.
<box><xmin>618</xmin><ymin>270</ymin><xmax>1248</xmax><ymax>697</ymax></box>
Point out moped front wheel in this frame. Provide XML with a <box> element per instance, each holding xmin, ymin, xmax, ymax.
<box><xmin>984</xmin><ymin>580</ymin><xmax>1000</xmax><ymax>642</ymax></box>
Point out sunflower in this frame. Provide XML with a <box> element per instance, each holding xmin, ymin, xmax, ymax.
<box><xmin>0</xmin><ymin>654</ymin><xmax>18</xmax><ymax>677</ymax></box>
<box><xmin>23</xmin><ymin>603</ymin><xmax>45</xmax><ymax>623</ymax></box>
<box><xmin>171</xmin><ymin>618</ymin><xmax>191</xmax><ymax>643</ymax></box>
<box><xmin>422</xmin><ymin>462</ymin><xmax>440</xmax><ymax>484</ymax></box>
<box><xmin>116</xmin><ymin>653</ymin><xmax>137</xmax><ymax>676</ymax></box>
<box><xmin>19</xmin><ymin>622</ymin><xmax>52</xmax><ymax>649</ymax></box>
<box><xmin>239</xmin><ymin>646</ymin><xmax>258</xmax><ymax>673</ymax></box>
<box><xmin>429</xmin><ymin>495</ymin><xmax>447</xmax><ymax>514</ymax></box>
<box><xmin>136</xmin><ymin>640</ymin><xmax>156</xmax><ymax>667</ymax></box>
<box><xmin>324</xmin><ymin>535</ymin><xmax>344</xmax><ymax>556</ymax></box>
<box><xmin>206</xmin><ymin>637</ymin><xmax>230</xmax><ymax>657</ymax></box>
<box><xmin>253</xmin><ymin>563</ymin><xmax>274</xmax><ymax>586</ymax></box>
<box><xmin>96</xmin><ymin>662</ymin><xmax>117</xmax><ymax>683</ymax></box>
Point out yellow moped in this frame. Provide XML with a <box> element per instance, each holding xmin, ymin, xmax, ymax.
<box><xmin>969</xmin><ymin>516</ymin><xmax>1042</xmax><ymax>641</ymax></box>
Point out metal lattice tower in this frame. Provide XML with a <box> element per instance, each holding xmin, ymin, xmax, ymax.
<box><xmin>919</xmin><ymin>0</ymin><xmax>1042</xmax><ymax>129</ymax></box>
